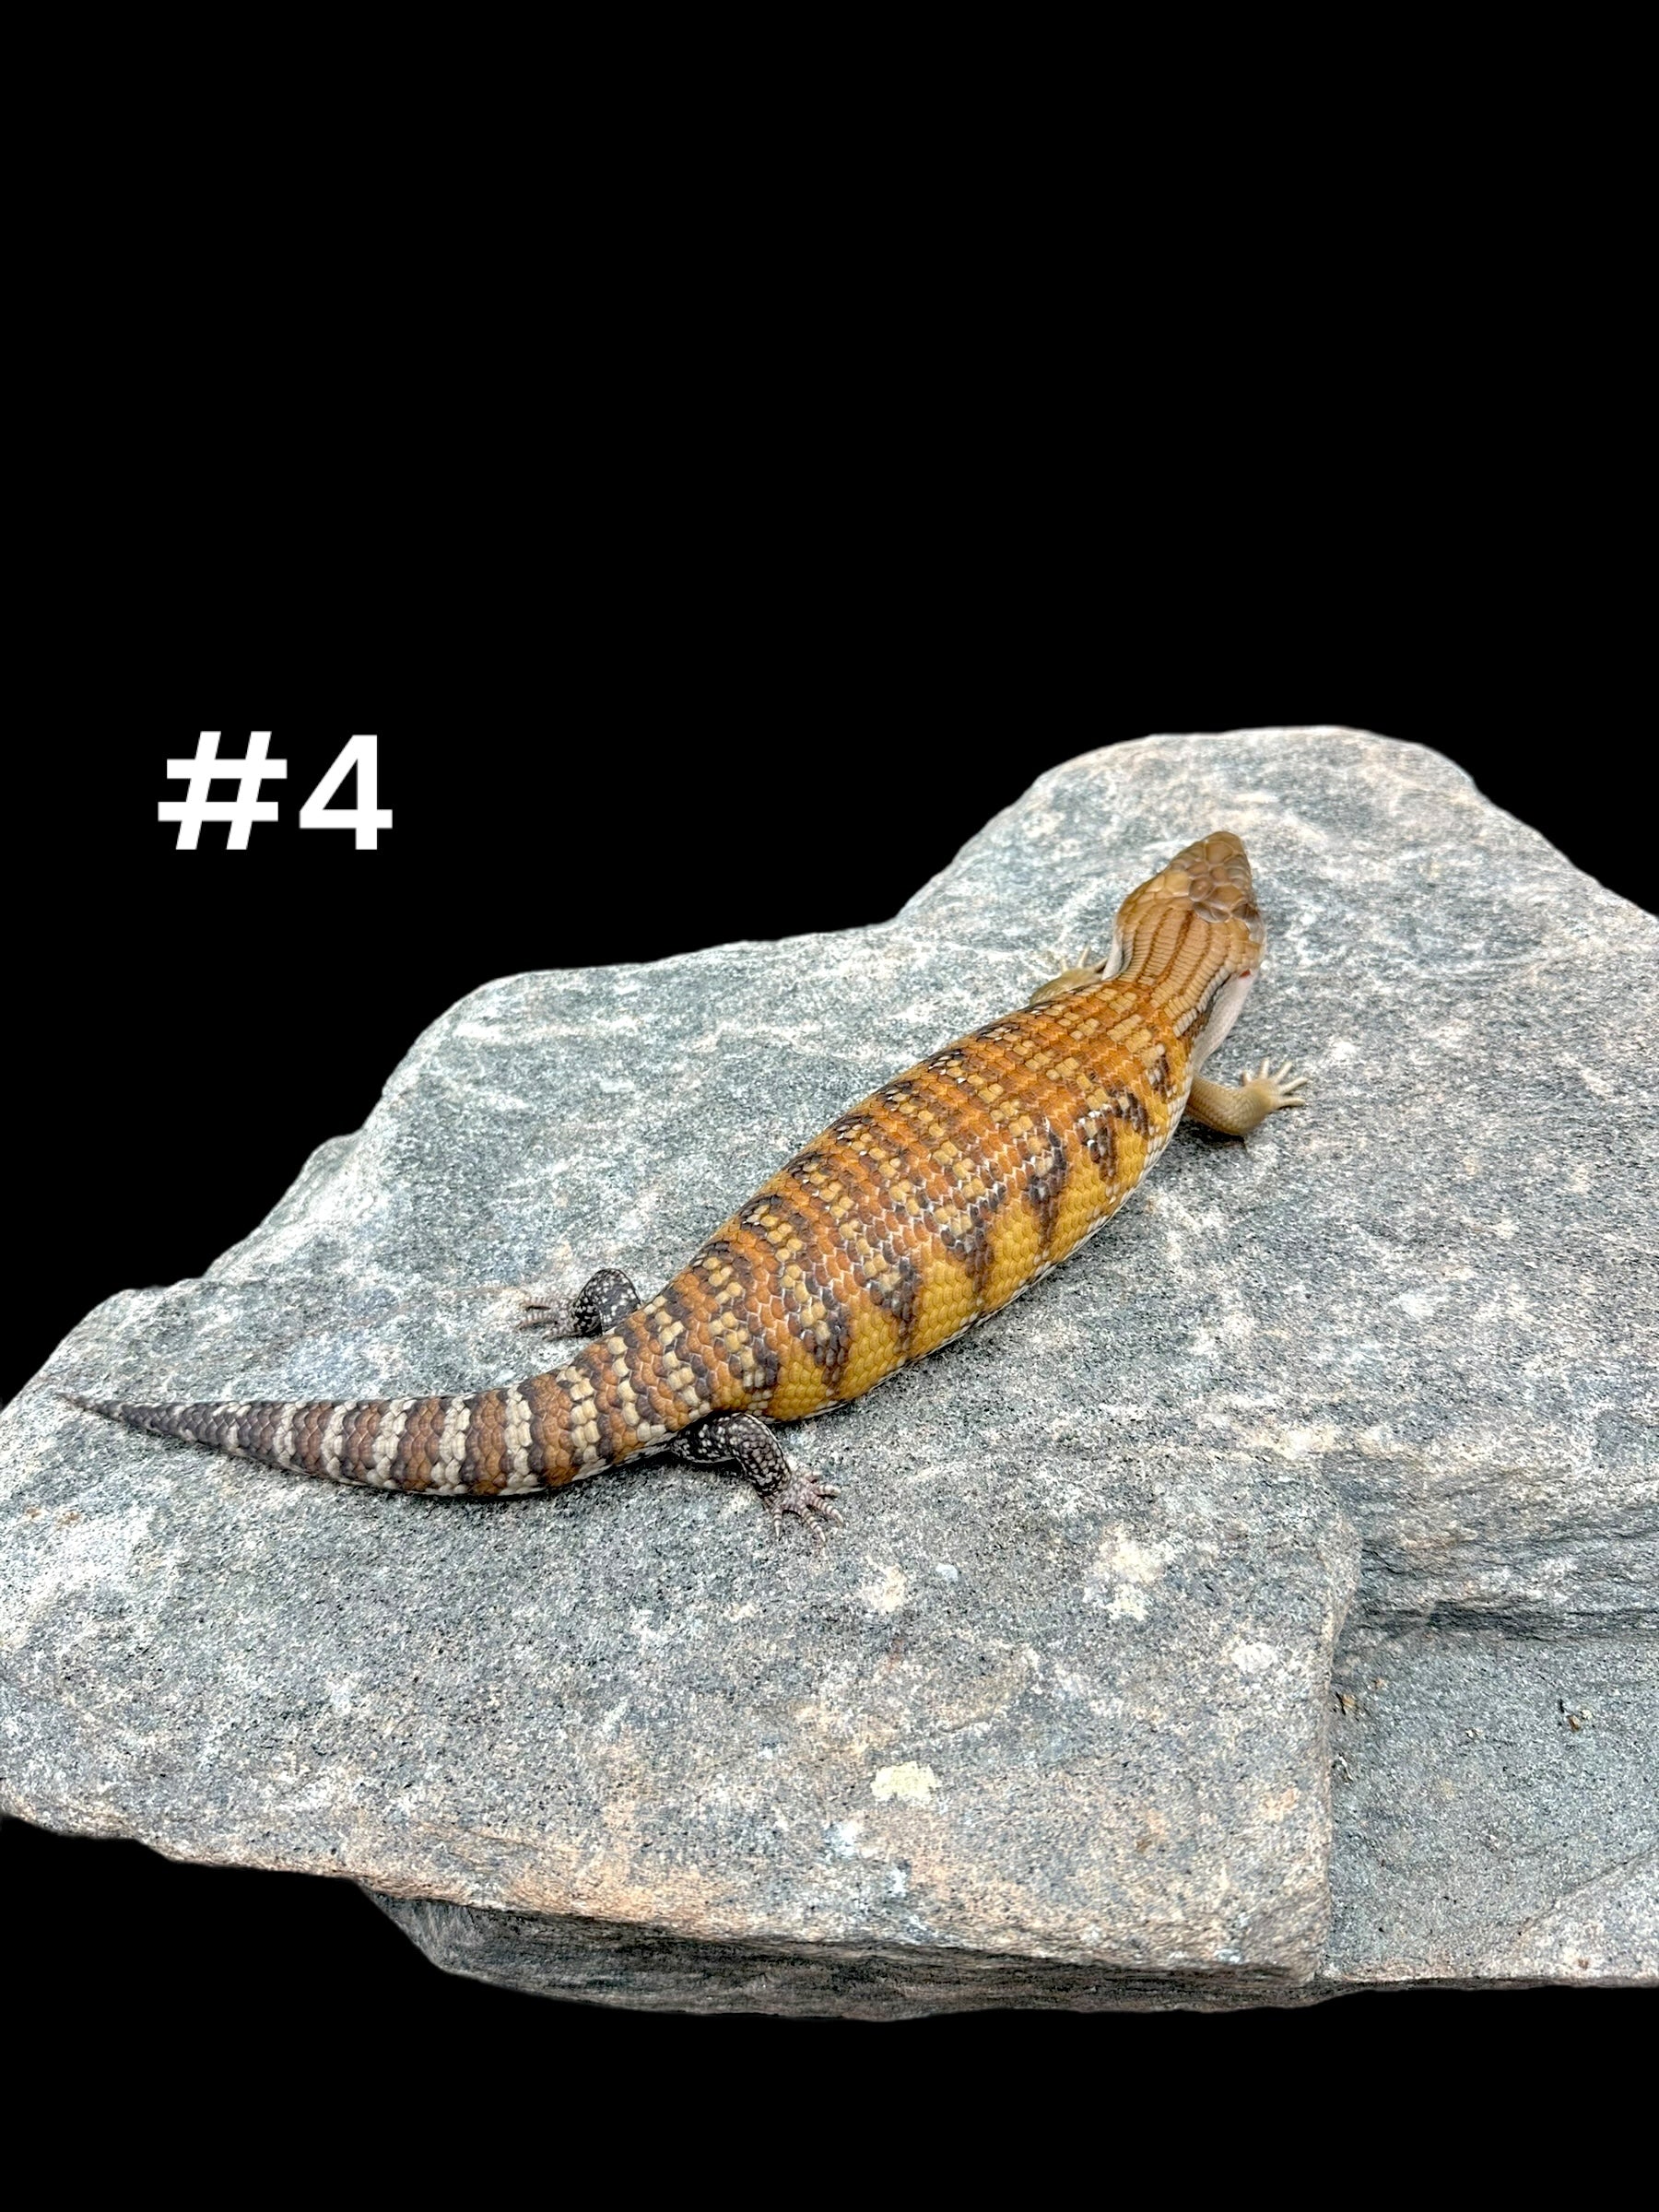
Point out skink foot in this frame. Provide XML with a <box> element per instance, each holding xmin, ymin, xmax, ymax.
<box><xmin>673</xmin><ymin>1410</ymin><xmax>842</xmax><ymax>1545</ymax></box>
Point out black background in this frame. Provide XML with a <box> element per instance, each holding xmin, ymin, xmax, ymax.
<box><xmin>6</xmin><ymin>493</ymin><xmax>1652</xmax><ymax>2122</ymax></box>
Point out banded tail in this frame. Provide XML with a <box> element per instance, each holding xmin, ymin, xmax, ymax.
<box><xmin>61</xmin><ymin>1297</ymin><xmax>716</xmax><ymax>1496</ymax></box>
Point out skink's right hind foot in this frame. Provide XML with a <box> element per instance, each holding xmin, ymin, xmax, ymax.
<box><xmin>672</xmin><ymin>1410</ymin><xmax>842</xmax><ymax>1547</ymax></box>
<box><xmin>764</xmin><ymin>1465</ymin><xmax>843</xmax><ymax>1547</ymax></box>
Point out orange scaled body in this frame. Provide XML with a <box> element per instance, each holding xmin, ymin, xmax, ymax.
<box><xmin>649</xmin><ymin>972</ymin><xmax>1188</xmax><ymax>1429</ymax></box>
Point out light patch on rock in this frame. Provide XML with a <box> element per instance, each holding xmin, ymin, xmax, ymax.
<box><xmin>14</xmin><ymin>1501</ymin><xmax>175</xmax><ymax>1631</ymax></box>
<box><xmin>1278</xmin><ymin>1423</ymin><xmax>1341</xmax><ymax>1458</ymax></box>
<box><xmin>859</xmin><ymin>1563</ymin><xmax>907</xmax><ymax>1614</ymax></box>
<box><xmin>1086</xmin><ymin>1526</ymin><xmax>1178</xmax><ymax>1618</ymax></box>
<box><xmin>1092</xmin><ymin>1529</ymin><xmax>1177</xmax><ymax>1585</ymax></box>
<box><xmin>871</xmin><ymin>1762</ymin><xmax>939</xmax><ymax>1807</ymax></box>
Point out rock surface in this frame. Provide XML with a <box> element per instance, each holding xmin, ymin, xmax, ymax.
<box><xmin>3</xmin><ymin>728</ymin><xmax>1653</xmax><ymax>2011</ymax></box>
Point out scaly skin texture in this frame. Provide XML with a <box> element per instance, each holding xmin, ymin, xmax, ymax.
<box><xmin>65</xmin><ymin>832</ymin><xmax>1305</xmax><ymax>1532</ymax></box>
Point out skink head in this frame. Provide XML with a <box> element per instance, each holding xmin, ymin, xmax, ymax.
<box><xmin>1107</xmin><ymin>830</ymin><xmax>1266</xmax><ymax>1059</ymax></box>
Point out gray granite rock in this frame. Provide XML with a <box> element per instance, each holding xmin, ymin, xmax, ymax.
<box><xmin>3</xmin><ymin>728</ymin><xmax>1653</xmax><ymax>2010</ymax></box>
<box><xmin>1327</xmin><ymin>1623</ymin><xmax>1657</xmax><ymax>1987</ymax></box>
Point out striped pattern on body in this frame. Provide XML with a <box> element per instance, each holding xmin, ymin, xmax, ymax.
<box><xmin>66</xmin><ymin>832</ymin><xmax>1266</xmax><ymax>1497</ymax></box>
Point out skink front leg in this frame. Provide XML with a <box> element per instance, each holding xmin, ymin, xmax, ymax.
<box><xmin>1185</xmin><ymin>1058</ymin><xmax>1308</xmax><ymax>1136</ymax></box>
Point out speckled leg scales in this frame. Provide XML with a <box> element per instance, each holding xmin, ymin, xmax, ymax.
<box><xmin>526</xmin><ymin>1271</ymin><xmax>842</xmax><ymax>1537</ymax></box>
<box><xmin>672</xmin><ymin>1410</ymin><xmax>842</xmax><ymax>1540</ymax></box>
<box><xmin>521</xmin><ymin>1267</ymin><xmax>643</xmax><ymax>1339</ymax></box>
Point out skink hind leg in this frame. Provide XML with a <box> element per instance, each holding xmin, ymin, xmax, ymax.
<box><xmin>672</xmin><ymin>1412</ymin><xmax>842</xmax><ymax>1544</ymax></box>
<box><xmin>1186</xmin><ymin>1057</ymin><xmax>1309</xmax><ymax>1137</ymax></box>
<box><xmin>520</xmin><ymin>1266</ymin><xmax>642</xmax><ymax>1336</ymax></box>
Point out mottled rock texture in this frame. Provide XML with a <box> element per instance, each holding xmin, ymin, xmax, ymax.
<box><xmin>3</xmin><ymin>729</ymin><xmax>1653</xmax><ymax>2012</ymax></box>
